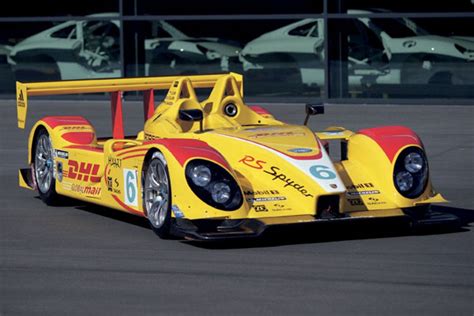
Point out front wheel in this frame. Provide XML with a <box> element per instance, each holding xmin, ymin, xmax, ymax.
<box><xmin>143</xmin><ymin>152</ymin><xmax>172</xmax><ymax>238</ymax></box>
<box><xmin>33</xmin><ymin>128</ymin><xmax>59</xmax><ymax>205</ymax></box>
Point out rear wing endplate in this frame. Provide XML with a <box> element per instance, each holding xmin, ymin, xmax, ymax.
<box><xmin>16</xmin><ymin>72</ymin><xmax>243</xmax><ymax>129</ymax></box>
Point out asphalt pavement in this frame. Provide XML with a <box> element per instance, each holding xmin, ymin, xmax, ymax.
<box><xmin>1</xmin><ymin>99</ymin><xmax>473</xmax><ymax>315</ymax></box>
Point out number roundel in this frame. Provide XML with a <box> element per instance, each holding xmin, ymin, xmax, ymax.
<box><xmin>123</xmin><ymin>169</ymin><xmax>138</xmax><ymax>207</ymax></box>
<box><xmin>310</xmin><ymin>165</ymin><xmax>337</xmax><ymax>180</ymax></box>
<box><xmin>126</xmin><ymin>171</ymin><xmax>136</xmax><ymax>202</ymax></box>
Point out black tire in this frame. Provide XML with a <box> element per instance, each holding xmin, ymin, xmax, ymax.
<box><xmin>33</xmin><ymin>128</ymin><xmax>59</xmax><ymax>205</ymax></box>
<box><xmin>142</xmin><ymin>151</ymin><xmax>173</xmax><ymax>238</ymax></box>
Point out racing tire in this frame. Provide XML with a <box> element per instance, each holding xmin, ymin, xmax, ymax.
<box><xmin>33</xmin><ymin>128</ymin><xmax>59</xmax><ymax>205</ymax></box>
<box><xmin>143</xmin><ymin>152</ymin><xmax>173</xmax><ymax>238</ymax></box>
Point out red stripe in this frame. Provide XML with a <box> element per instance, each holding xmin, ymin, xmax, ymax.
<box><xmin>117</xmin><ymin>148</ymin><xmax>148</xmax><ymax>157</ymax></box>
<box><xmin>358</xmin><ymin>126</ymin><xmax>422</xmax><ymax>162</ymax></box>
<box><xmin>42</xmin><ymin>116</ymin><xmax>90</xmax><ymax>129</ymax></box>
<box><xmin>111</xmin><ymin>194</ymin><xmax>145</xmax><ymax>217</ymax></box>
<box><xmin>122</xmin><ymin>154</ymin><xmax>146</xmax><ymax>161</ymax></box>
<box><xmin>62</xmin><ymin>132</ymin><xmax>95</xmax><ymax>145</ymax></box>
<box><xmin>144</xmin><ymin>139</ymin><xmax>231</xmax><ymax>168</ymax></box>
<box><xmin>249</xmin><ymin>105</ymin><xmax>272</xmax><ymax>116</ymax></box>
<box><xmin>65</xmin><ymin>145</ymin><xmax>103</xmax><ymax>152</ymax></box>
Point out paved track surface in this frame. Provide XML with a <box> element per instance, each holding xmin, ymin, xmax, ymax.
<box><xmin>1</xmin><ymin>100</ymin><xmax>473</xmax><ymax>315</ymax></box>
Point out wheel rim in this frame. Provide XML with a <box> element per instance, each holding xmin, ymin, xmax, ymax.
<box><xmin>35</xmin><ymin>134</ymin><xmax>54</xmax><ymax>193</ymax></box>
<box><xmin>144</xmin><ymin>159</ymin><xmax>169</xmax><ymax>228</ymax></box>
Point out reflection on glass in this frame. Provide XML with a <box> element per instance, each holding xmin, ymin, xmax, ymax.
<box><xmin>342</xmin><ymin>16</ymin><xmax>474</xmax><ymax>97</ymax></box>
<box><xmin>8</xmin><ymin>16</ymin><xmax>121</xmax><ymax>82</ymax></box>
<box><xmin>144</xmin><ymin>20</ymin><xmax>241</xmax><ymax>77</ymax></box>
<box><xmin>329</xmin><ymin>0</ymin><xmax>474</xmax><ymax>13</ymax></box>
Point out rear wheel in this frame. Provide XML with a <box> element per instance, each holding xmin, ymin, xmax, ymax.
<box><xmin>33</xmin><ymin>129</ymin><xmax>58</xmax><ymax>205</ymax></box>
<box><xmin>143</xmin><ymin>152</ymin><xmax>172</xmax><ymax>238</ymax></box>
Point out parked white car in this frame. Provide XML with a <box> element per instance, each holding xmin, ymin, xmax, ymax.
<box><xmin>240</xmin><ymin>12</ymin><xmax>474</xmax><ymax>91</ymax></box>
<box><xmin>7</xmin><ymin>14</ymin><xmax>241</xmax><ymax>81</ymax></box>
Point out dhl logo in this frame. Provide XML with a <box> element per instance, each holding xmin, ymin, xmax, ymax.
<box><xmin>65</xmin><ymin>160</ymin><xmax>100</xmax><ymax>182</ymax></box>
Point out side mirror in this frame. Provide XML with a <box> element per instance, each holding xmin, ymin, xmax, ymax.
<box><xmin>304</xmin><ymin>103</ymin><xmax>324</xmax><ymax>125</ymax></box>
<box><xmin>179</xmin><ymin>109</ymin><xmax>204</xmax><ymax>132</ymax></box>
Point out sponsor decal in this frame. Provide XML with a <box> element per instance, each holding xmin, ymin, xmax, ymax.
<box><xmin>244</xmin><ymin>189</ymin><xmax>280</xmax><ymax>196</ymax></box>
<box><xmin>66</xmin><ymin>160</ymin><xmax>100</xmax><ymax>182</ymax></box>
<box><xmin>145</xmin><ymin>133</ymin><xmax>159</xmax><ymax>140</ymax></box>
<box><xmin>272</xmin><ymin>203</ymin><xmax>292</xmax><ymax>212</ymax></box>
<box><xmin>106</xmin><ymin>176</ymin><xmax>121</xmax><ymax>194</ymax></box>
<box><xmin>18</xmin><ymin>90</ymin><xmax>25</xmax><ymax>105</ymax></box>
<box><xmin>310</xmin><ymin>165</ymin><xmax>337</xmax><ymax>180</ymax></box>
<box><xmin>249</xmin><ymin>131</ymin><xmax>305</xmax><ymax>139</ymax></box>
<box><xmin>239</xmin><ymin>155</ymin><xmax>266</xmax><ymax>169</ymax></box>
<box><xmin>123</xmin><ymin>169</ymin><xmax>138</xmax><ymax>207</ymax></box>
<box><xmin>239</xmin><ymin>155</ymin><xmax>313</xmax><ymax>197</ymax></box>
<box><xmin>71</xmin><ymin>184</ymin><xmax>101</xmax><ymax>196</ymax></box>
<box><xmin>60</xmin><ymin>126</ymin><xmax>89</xmax><ymax>131</ymax></box>
<box><xmin>264</xmin><ymin>166</ymin><xmax>313</xmax><ymax>197</ymax></box>
<box><xmin>367</xmin><ymin>197</ymin><xmax>386</xmax><ymax>205</ymax></box>
<box><xmin>55</xmin><ymin>149</ymin><xmax>69</xmax><ymax>159</ymax></box>
<box><xmin>288</xmin><ymin>148</ymin><xmax>313</xmax><ymax>154</ymax></box>
<box><xmin>346</xmin><ymin>183</ymin><xmax>374</xmax><ymax>190</ymax></box>
<box><xmin>108</xmin><ymin>157</ymin><xmax>122</xmax><ymax>168</ymax></box>
<box><xmin>254</xmin><ymin>205</ymin><xmax>268</xmax><ymax>212</ymax></box>
<box><xmin>348</xmin><ymin>198</ymin><xmax>364</xmax><ymax>206</ymax></box>
<box><xmin>246</xmin><ymin>196</ymin><xmax>286</xmax><ymax>202</ymax></box>
<box><xmin>172</xmin><ymin>205</ymin><xmax>184</xmax><ymax>218</ymax></box>
<box><xmin>346</xmin><ymin>190</ymin><xmax>380</xmax><ymax>196</ymax></box>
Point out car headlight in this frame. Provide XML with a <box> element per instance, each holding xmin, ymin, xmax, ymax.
<box><xmin>185</xmin><ymin>159</ymin><xmax>242</xmax><ymax>211</ymax></box>
<box><xmin>211</xmin><ymin>182</ymin><xmax>231</xmax><ymax>203</ymax></box>
<box><xmin>393</xmin><ymin>147</ymin><xmax>429</xmax><ymax>198</ymax></box>
<box><xmin>189</xmin><ymin>165</ymin><xmax>211</xmax><ymax>187</ymax></box>
<box><xmin>395</xmin><ymin>171</ymin><xmax>414</xmax><ymax>192</ymax></box>
<box><xmin>404</xmin><ymin>152</ymin><xmax>424</xmax><ymax>173</ymax></box>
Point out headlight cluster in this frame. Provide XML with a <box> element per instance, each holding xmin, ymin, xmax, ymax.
<box><xmin>393</xmin><ymin>147</ymin><xmax>429</xmax><ymax>198</ymax></box>
<box><xmin>185</xmin><ymin>159</ymin><xmax>243</xmax><ymax>211</ymax></box>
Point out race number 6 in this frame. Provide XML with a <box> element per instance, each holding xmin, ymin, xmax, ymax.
<box><xmin>123</xmin><ymin>169</ymin><xmax>138</xmax><ymax>207</ymax></box>
<box><xmin>310</xmin><ymin>165</ymin><xmax>337</xmax><ymax>180</ymax></box>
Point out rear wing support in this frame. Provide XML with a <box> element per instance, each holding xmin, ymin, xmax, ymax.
<box><xmin>15</xmin><ymin>73</ymin><xmax>243</xmax><ymax>138</ymax></box>
<box><xmin>111</xmin><ymin>91</ymin><xmax>124</xmax><ymax>139</ymax></box>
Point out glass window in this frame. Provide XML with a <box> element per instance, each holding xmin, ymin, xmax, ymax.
<box><xmin>328</xmin><ymin>17</ymin><xmax>474</xmax><ymax>99</ymax></box>
<box><xmin>0</xmin><ymin>0</ymin><xmax>119</xmax><ymax>17</ymax></box>
<box><xmin>51</xmin><ymin>25</ymin><xmax>77</xmax><ymax>39</ymax></box>
<box><xmin>0</xmin><ymin>19</ymin><xmax>121</xmax><ymax>92</ymax></box>
<box><xmin>131</xmin><ymin>0</ymin><xmax>323</xmax><ymax>15</ymax></box>
<box><xmin>329</xmin><ymin>0</ymin><xmax>474</xmax><ymax>13</ymax></box>
<box><xmin>123</xmin><ymin>19</ymin><xmax>324</xmax><ymax>99</ymax></box>
<box><xmin>288</xmin><ymin>22</ymin><xmax>318</xmax><ymax>37</ymax></box>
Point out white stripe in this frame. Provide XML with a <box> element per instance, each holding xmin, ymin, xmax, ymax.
<box><xmin>221</xmin><ymin>134</ymin><xmax>345</xmax><ymax>194</ymax></box>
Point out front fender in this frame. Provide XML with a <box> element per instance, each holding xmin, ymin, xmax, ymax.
<box><xmin>342</xmin><ymin>126</ymin><xmax>436</xmax><ymax>209</ymax></box>
<box><xmin>143</xmin><ymin>139</ymin><xmax>249</xmax><ymax>220</ymax></box>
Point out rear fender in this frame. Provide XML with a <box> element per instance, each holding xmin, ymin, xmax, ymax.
<box><xmin>27</xmin><ymin>116</ymin><xmax>96</xmax><ymax>164</ymax></box>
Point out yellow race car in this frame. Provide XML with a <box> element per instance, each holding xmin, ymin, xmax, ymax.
<box><xmin>16</xmin><ymin>73</ymin><xmax>456</xmax><ymax>240</ymax></box>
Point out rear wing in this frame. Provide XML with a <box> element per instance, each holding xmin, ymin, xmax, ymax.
<box><xmin>16</xmin><ymin>72</ymin><xmax>243</xmax><ymax>134</ymax></box>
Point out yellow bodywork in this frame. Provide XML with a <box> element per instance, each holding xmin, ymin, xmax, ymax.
<box><xmin>17</xmin><ymin>73</ymin><xmax>446</xmax><ymax>232</ymax></box>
